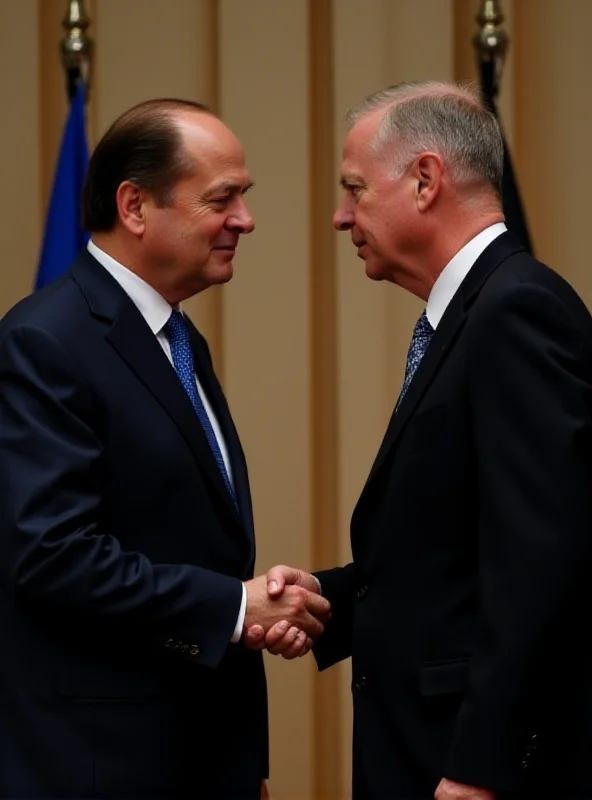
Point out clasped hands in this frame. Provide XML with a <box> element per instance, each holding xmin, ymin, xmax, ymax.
<box><xmin>242</xmin><ymin>566</ymin><xmax>325</xmax><ymax>659</ymax></box>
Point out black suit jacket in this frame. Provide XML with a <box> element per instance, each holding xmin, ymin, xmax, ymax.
<box><xmin>0</xmin><ymin>251</ymin><xmax>267</xmax><ymax>799</ymax></box>
<box><xmin>315</xmin><ymin>233</ymin><xmax>592</xmax><ymax>799</ymax></box>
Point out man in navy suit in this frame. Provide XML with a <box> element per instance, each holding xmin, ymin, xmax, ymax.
<box><xmin>257</xmin><ymin>82</ymin><xmax>592</xmax><ymax>799</ymax></box>
<box><xmin>0</xmin><ymin>98</ymin><xmax>329</xmax><ymax>799</ymax></box>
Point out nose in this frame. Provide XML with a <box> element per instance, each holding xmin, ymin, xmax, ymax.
<box><xmin>229</xmin><ymin>198</ymin><xmax>255</xmax><ymax>234</ymax></box>
<box><xmin>333</xmin><ymin>198</ymin><xmax>354</xmax><ymax>231</ymax></box>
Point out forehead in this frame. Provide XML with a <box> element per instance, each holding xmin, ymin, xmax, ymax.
<box><xmin>176</xmin><ymin>112</ymin><xmax>249</xmax><ymax>182</ymax></box>
<box><xmin>341</xmin><ymin>111</ymin><xmax>383</xmax><ymax>174</ymax></box>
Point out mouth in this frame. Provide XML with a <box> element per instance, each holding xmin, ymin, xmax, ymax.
<box><xmin>212</xmin><ymin>246</ymin><xmax>237</xmax><ymax>256</ymax></box>
<box><xmin>354</xmin><ymin>241</ymin><xmax>367</xmax><ymax>258</ymax></box>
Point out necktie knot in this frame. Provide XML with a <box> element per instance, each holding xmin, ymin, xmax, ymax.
<box><xmin>412</xmin><ymin>309</ymin><xmax>434</xmax><ymax>351</ymax></box>
<box><xmin>165</xmin><ymin>309</ymin><xmax>189</xmax><ymax>344</ymax></box>
<box><xmin>396</xmin><ymin>309</ymin><xmax>434</xmax><ymax>411</ymax></box>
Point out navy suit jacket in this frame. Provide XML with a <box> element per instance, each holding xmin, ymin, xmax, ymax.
<box><xmin>315</xmin><ymin>233</ymin><xmax>592</xmax><ymax>799</ymax></box>
<box><xmin>0</xmin><ymin>250</ymin><xmax>268</xmax><ymax>799</ymax></box>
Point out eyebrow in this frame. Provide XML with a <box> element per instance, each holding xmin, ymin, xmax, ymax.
<box><xmin>207</xmin><ymin>180</ymin><xmax>254</xmax><ymax>196</ymax></box>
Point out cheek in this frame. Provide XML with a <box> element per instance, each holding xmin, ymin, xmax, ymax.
<box><xmin>199</xmin><ymin>212</ymin><xmax>225</xmax><ymax>242</ymax></box>
<box><xmin>356</xmin><ymin>200</ymin><xmax>385</xmax><ymax>243</ymax></box>
<box><xmin>371</xmin><ymin>201</ymin><xmax>410</xmax><ymax>251</ymax></box>
<box><xmin>362</xmin><ymin>216</ymin><xmax>391</xmax><ymax>253</ymax></box>
<box><xmin>145</xmin><ymin>218</ymin><xmax>178</xmax><ymax>254</ymax></box>
<box><xmin>352</xmin><ymin>205</ymin><xmax>370</xmax><ymax>238</ymax></box>
<box><xmin>147</xmin><ymin>210</ymin><xmax>190</xmax><ymax>250</ymax></box>
<box><xmin>177</xmin><ymin>208</ymin><xmax>222</xmax><ymax>248</ymax></box>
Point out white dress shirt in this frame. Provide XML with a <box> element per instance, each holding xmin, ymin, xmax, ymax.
<box><xmin>426</xmin><ymin>222</ymin><xmax>507</xmax><ymax>329</ymax></box>
<box><xmin>87</xmin><ymin>240</ymin><xmax>246</xmax><ymax>642</ymax></box>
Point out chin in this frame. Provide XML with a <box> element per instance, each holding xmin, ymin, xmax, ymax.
<box><xmin>211</xmin><ymin>252</ymin><xmax>235</xmax><ymax>275</ymax></box>
<box><xmin>216</xmin><ymin>264</ymin><xmax>234</xmax><ymax>286</ymax></box>
<box><xmin>364</xmin><ymin>261</ymin><xmax>387</xmax><ymax>282</ymax></box>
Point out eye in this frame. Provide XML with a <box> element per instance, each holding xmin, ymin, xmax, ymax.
<box><xmin>211</xmin><ymin>196</ymin><xmax>230</xmax><ymax>207</ymax></box>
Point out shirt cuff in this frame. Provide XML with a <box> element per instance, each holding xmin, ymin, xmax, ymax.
<box><xmin>231</xmin><ymin>582</ymin><xmax>247</xmax><ymax>643</ymax></box>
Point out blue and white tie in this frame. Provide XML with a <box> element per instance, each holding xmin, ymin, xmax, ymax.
<box><xmin>395</xmin><ymin>309</ymin><xmax>434</xmax><ymax>412</ymax></box>
<box><xmin>165</xmin><ymin>310</ymin><xmax>236</xmax><ymax>502</ymax></box>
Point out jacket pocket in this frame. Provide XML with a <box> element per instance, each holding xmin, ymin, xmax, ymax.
<box><xmin>419</xmin><ymin>658</ymin><xmax>469</xmax><ymax>696</ymax></box>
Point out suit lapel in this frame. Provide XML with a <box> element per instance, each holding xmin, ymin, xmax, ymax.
<box><xmin>364</xmin><ymin>231</ymin><xmax>527</xmax><ymax>489</ymax></box>
<box><xmin>71</xmin><ymin>251</ymin><xmax>243</xmax><ymax>528</ymax></box>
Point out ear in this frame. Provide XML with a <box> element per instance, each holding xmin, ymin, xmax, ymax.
<box><xmin>115</xmin><ymin>181</ymin><xmax>146</xmax><ymax>236</ymax></box>
<box><xmin>413</xmin><ymin>153</ymin><xmax>444</xmax><ymax>211</ymax></box>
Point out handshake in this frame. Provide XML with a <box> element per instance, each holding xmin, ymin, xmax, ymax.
<box><xmin>241</xmin><ymin>566</ymin><xmax>330</xmax><ymax>660</ymax></box>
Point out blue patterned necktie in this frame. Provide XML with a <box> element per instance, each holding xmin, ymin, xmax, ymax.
<box><xmin>395</xmin><ymin>309</ymin><xmax>434</xmax><ymax>412</ymax></box>
<box><xmin>165</xmin><ymin>310</ymin><xmax>236</xmax><ymax>503</ymax></box>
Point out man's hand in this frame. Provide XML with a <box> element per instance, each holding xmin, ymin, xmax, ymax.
<box><xmin>242</xmin><ymin>573</ymin><xmax>330</xmax><ymax>655</ymax></box>
<box><xmin>435</xmin><ymin>778</ymin><xmax>496</xmax><ymax>800</ymax></box>
<box><xmin>266</xmin><ymin>564</ymin><xmax>320</xmax><ymax>596</ymax></box>
<box><xmin>243</xmin><ymin>566</ymin><xmax>325</xmax><ymax>658</ymax></box>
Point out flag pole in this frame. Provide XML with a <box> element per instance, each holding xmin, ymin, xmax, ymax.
<box><xmin>35</xmin><ymin>1</ymin><xmax>92</xmax><ymax>288</ymax></box>
<box><xmin>473</xmin><ymin>0</ymin><xmax>508</xmax><ymax>111</ymax></box>
<box><xmin>473</xmin><ymin>0</ymin><xmax>534</xmax><ymax>255</ymax></box>
<box><xmin>60</xmin><ymin>0</ymin><xmax>93</xmax><ymax>103</ymax></box>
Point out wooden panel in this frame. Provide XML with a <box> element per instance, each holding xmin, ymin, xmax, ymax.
<box><xmin>515</xmin><ymin>0</ymin><xmax>592</xmax><ymax>302</ymax></box>
<box><xmin>218</xmin><ymin>1</ymin><xmax>314</xmax><ymax>798</ymax></box>
<box><xmin>0</xmin><ymin>0</ymin><xmax>40</xmax><ymax>312</ymax></box>
<box><xmin>308</xmin><ymin>1</ymin><xmax>341</xmax><ymax>797</ymax></box>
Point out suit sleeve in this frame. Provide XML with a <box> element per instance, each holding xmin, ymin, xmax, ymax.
<box><xmin>312</xmin><ymin>563</ymin><xmax>356</xmax><ymax>670</ymax></box>
<box><xmin>445</xmin><ymin>284</ymin><xmax>592</xmax><ymax>788</ymax></box>
<box><xmin>0</xmin><ymin>323</ymin><xmax>242</xmax><ymax>669</ymax></box>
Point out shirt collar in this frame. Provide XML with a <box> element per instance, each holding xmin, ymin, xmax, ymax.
<box><xmin>426</xmin><ymin>222</ymin><xmax>507</xmax><ymax>329</ymax></box>
<box><xmin>87</xmin><ymin>239</ymin><xmax>173</xmax><ymax>335</ymax></box>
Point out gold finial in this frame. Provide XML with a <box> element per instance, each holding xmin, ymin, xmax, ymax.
<box><xmin>60</xmin><ymin>0</ymin><xmax>93</xmax><ymax>101</ymax></box>
<box><xmin>473</xmin><ymin>0</ymin><xmax>508</xmax><ymax>62</ymax></box>
<box><xmin>473</xmin><ymin>0</ymin><xmax>508</xmax><ymax>101</ymax></box>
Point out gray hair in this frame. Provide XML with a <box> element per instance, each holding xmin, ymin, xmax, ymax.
<box><xmin>346</xmin><ymin>81</ymin><xmax>503</xmax><ymax>195</ymax></box>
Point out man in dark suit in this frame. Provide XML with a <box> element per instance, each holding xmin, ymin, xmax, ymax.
<box><xmin>0</xmin><ymin>98</ymin><xmax>329</xmax><ymax>800</ymax></box>
<box><xmin>256</xmin><ymin>82</ymin><xmax>592</xmax><ymax>798</ymax></box>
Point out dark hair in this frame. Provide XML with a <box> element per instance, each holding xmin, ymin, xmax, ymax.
<box><xmin>82</xmin><ymin>98</ymin><xmax>211</xmax><ymax>232</ymax></box>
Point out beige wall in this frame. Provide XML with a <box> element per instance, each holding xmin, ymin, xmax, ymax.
<box><xmin>0</xmin><ymin>1</ymin><xmax>590</xmax><ymax>797</ymax></box>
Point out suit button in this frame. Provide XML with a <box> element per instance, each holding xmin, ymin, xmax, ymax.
<box><xmin>180</xmin><ymin>645</ymin><xmax>189</xmax><ymax>654</ymax></box>
<box><xmin>189</xmin><ymin>645</ymin><xmax>200</xmax><ymax>657</ymax></box>
<box><xmin>354</xmin><ymin>676</ymin><xmax>368</xmax><ymax>693</ymax></box>
<box><xmin>356</xmin><ymin>585</ymin><xmax>368</xmax><ymax>599</ymax></box>
<box><xmin>165</xmin><ymin>639</ymin><xmax>176</xmax><ymax>648</ymax></box>
<box><xmin>520</xmin><ymin>759</ymin><xmax>530</xmax><ymax>771</ymax></box>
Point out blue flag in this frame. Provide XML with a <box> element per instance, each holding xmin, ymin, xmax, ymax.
<box><xmin>36</xmin><ymin>83</ymin><xmax>90</xmax><ymax>289</ymax></box>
